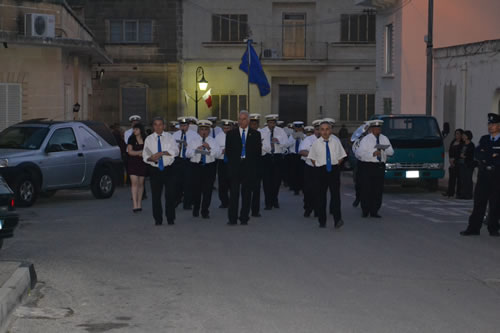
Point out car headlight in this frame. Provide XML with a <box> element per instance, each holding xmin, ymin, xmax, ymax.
<box><xmin>0</xmin><ymin>159</ymin><xmax>8</xmax><ymax>168</ymax></box>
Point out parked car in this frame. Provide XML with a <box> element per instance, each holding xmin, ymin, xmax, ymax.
<box><xmin>0</xmin><ymin>175</ymin><xmax>18</xmax><ymax>250</ymax></box>
<box><xmin>0</xmin><ymin>120</ymin><xmax>123</xmax><ymax>206</ymax></box>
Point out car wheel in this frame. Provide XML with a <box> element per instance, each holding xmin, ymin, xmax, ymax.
<box><xmin>15</xmin><ymin>173</ymin><xmax>38</xmax><ymax>207</ymax></box>
<box><xmin>91</xmin><ymin>167</ymin><xmax>115</xmax><ymax>199</ymax></box>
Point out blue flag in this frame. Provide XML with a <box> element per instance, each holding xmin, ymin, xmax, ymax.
<box><xmin>239</xmin><ymin>40</ymin><xmax>270</xmax><ymax>97</ymax></box>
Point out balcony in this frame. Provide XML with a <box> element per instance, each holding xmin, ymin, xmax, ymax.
<box><xmin>354</xmin><ymin>0</ymin><xmax>398</xmax><ymax>9</ymax></box>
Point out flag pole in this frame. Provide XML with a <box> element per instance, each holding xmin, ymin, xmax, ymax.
<box><xmin>247</xmin><ymin>39</ymin><xmax>251</xmax><ymax>113</ymax></box>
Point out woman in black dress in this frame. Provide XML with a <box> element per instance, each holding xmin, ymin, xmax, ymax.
<box><xmin>457</xmin><ymin>130</ymin><xmax>475</xmax><ymax>199</ymax></box>
<box><xmin>443</xmin><ymin>129</ymin><xmax>464</xmax><ymax>197</ymax></box>
<box><xmin>127</xmin><ymin>123</ymin><xmax>147</xmax><ymax>212</ymax></box>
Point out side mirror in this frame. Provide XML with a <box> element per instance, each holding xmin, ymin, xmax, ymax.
<box><xmin>442</xmin><ymin>122</ymin><xmax>450</xmax><ymax>138</ymax></box>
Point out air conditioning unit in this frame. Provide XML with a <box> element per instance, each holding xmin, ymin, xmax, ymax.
<box><xmin>263</xmin><ymin>48</ymin><xmax>279</xmax><ymax>59</ymax></box>
<box><xmin>25</xmin><ymin>14</ymin><xmax>56</xmax><ymax>38</ymax></box>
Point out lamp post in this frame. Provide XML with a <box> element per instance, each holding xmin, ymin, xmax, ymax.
<box><xmin>195</xmin><ymin>66</ymin><xmax>208</xmax><ymax>119</ymax></box>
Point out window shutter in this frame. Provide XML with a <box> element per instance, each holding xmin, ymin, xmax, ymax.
<box><xmin>0</xmin><ymin>84</ymin><xmax>21</xmax><ymax>131</ymax></box>
<box><xmin>0</xmin><ymin>85</ymin><xmax>6</xmax><ymax>130</ymax></box>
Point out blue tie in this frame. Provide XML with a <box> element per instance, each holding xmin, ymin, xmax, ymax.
<box><xmin>157</xmin><ymin>135</ymin><xmax>164</xmax><ymax>171</ymax></box>
<box><xmin>181</xmin><ymin>132</ymin><xmax>187</xmax><ymax>159</ymax></box>
<box><xmin>241</xmin><ymin>129</ymin><xmax>246</xmax><ymax>158</ymax></box>
<box><xmin>201</xmin><ymin>138</ymin><xmax>206</xmax><ymax>165</ymax></box>
<box><xmin>212</xmin><ymin>129</ymin><xmax>216</xmax><ymax>138</ymax></box>
<box><xmin>224</xmin><ymin>153</ymin><xmax>228</xmax><ymax>163</ymax></box>
<box><xmin>295</xmin><ymin>138</ymin><xmax>300</xmax><ymax>154</ymax></box>
<box><xmin>270</xmin><ymin>129</ymin><xmax>275</xmax><ymax>154</ymax></box>
<box><xmin>376</xmin><ymin>136</ymin><xmax>381</xmax><ymax>162</ymax></box>
<box><xmin>325</xmin><ymin>140</ymin><xmax>332</xmax><ymax>173</ymax></box>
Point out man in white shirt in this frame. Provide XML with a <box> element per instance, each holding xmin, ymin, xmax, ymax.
<box><xmin>186</xmin><ymin>120</ymin><xmax>221</xmax><ymax>219</ymax></box>
<box><xmin>354</xmin><ymin>119</ymin><xmax>394</xmax><ymax>218</ymax></box>
<box><xmin>350</xmin><ymin>123</ymin><xmax>370</xmax><ymax>208</ymax></box>
<box><xmin>143</xmin><ymin>117</ymin><xmax>179</xmax><ymax>226</ymax></box>
<box><xmin>215</xmin><ymin>120</ymin><xmax>233</xmax><ymax>208</ymax></box>
<box><xmin>207</xmin><ymin>116</ymin><xmax>223</xmax><ymax>139</ymax></box>
<box><xmin>172</xmin><ymin>117</ymin><xmax>202</xmax><ymax>210</ymax></box>
<box><xmin>124</xmin><ymin>115</ymin><xmax>142</xmax><ymax>145</ymax></box>
<box><xmin>287</xmin><ymin>121</ymin><xmax>306</xmax><ymax>195</ymax></box>
<box><xmin>308</xmin><ymin>120</ymin><xmax>347</xmax><ymax>229</ymax></box>
<box><xmin>299</xmin><ymin>121</ymin><xmax>321</xmax><ymax>217</ymax></box>
<box><xmin>249</xmin><ymin>113</ymin><xmax>265</xmax><ymax>217</ymax></box>
<box><xmin>260</xmin><ymin>114</ymin><xmax>289</xmax><ymax>210</ymax></box>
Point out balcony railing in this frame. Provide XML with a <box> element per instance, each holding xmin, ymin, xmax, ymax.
<box><xmin>259</xmin><ymin>40</ymin><xmax>329</xmax><ymax>62</ymax></box>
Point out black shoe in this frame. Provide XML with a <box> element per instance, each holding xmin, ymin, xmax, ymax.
<box><xmin>370</xmin><ymin>213</ymin><xmax>382</xmax><ymax>218</ymax></box>
<box><xmin>460</xmin><ymin>229</ymin><xmax>480</xmax><ymax>236</ymax></box>
<box><xmin>219</xmin><ymin>204</ymin><xmax>228</xmax><ymax>209</ymax></box>
<box><xmin>202</xmin><ymin>214</ymin><xmax>210</xmax><ymax>219</ymax></box>
<box><xmin>362</xmin><ymin>212</ymin><xmax>369</xmax><ymax>218</ymax></box>
<box><xmin>442</xmin><ymin>192</ymin><xmax>451</xmax><ymax>197</ymax></box>
<box><xmin>304</xmin><ymin>210</ymin><xmax>312</xmax><ymax>218</ymax></box>
<box><xmin>133</xmin><ymin>208</ymin><xmax>139</xmax><ymax>213</ymax></box>
<box><xmin>167</xmin><ymin>221</ymin><xmax>175</xmax><ymax>225</ymax></box>
<box><xmin>264</xmin><ymin>206</ymin><xmax>272</xmax><ymax>210</ymax></box>
<box><xmin>155</xmin><ymin>221</ymin><xmax>162</xmax><ymax>226</ymax></box>
<box><xmin>489</xmin><ymin>231</ymin><xmax>500</xmax><ymax>237</ymax></box>
<box><xmin>335</xmin><ymin>219</ymin><xmax>344</xmax><ymax>229</ymax></box>
<box><xmin>227</xmin><ymin>221</ymin><xmax>237</xmax><ymax>226</ymax></box>
<box><xmin>251</xmin><ymin>213</ymin><xmax>261</xmax><ymax>218</ymax></box>
<box><xmin>137</xmin><ymin>208</ymin><xmax>142</xmax><ymax>212</ymax></box>
<box><xmin>352</xmin><ymin>199</ymin><xmax>360</xmax><ymax>208</ymax></box>
<box><xmin>240</xmin><ymin>221</ymin><xmax>248</xmax><ymax>225</ymax></box>
<box><xmin>273</xmin><ymin>203</ymin><xmax>280</xmax><ymax>209</ymax></box>
<box><xmin>193</xmin><ymin>211</ymin><xmax>199</xmax><ymax>218</ymax></box>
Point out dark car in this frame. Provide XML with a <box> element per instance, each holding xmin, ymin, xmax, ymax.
<box><xmin>0</xmin><ymin>176</ymin><xmax>19</xmax><ymax>249</ymax></box>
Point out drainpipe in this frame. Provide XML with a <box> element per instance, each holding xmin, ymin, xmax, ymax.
<box><xmin>461</xmin><ymin>62</ymin><xmax>468</xmax><ymax>129</ymax></box>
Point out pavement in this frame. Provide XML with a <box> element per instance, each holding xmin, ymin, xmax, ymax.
<box><xmin>0</xmin><ymin>173</ymin><xmax>499</xmax><ymax>333</ymax></box>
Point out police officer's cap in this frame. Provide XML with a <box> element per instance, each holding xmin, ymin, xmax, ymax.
<box><xmin>129</xmin><ymin>115</ymin><xmax>142</xmax><ymax>122</ymax></box>
<box><xmin>198</xmin><ymin>120</ymin><xmax>212</xmax><ymax>128</ymax></box>
<box><xmin>207</xmin><ymin>116</ymin><xmax>218</xmax><ymax>122</ymax></box>
<box><xmin>265</xmin><ymin>114</ymin><xmax>279</xmax><ymax>121</ymax></box>
<box><xmin>177</xmin><ymin>117</ymin><xmax>189</xmax><ymax>124</ymax></box>
<box><xmin>169</xmin><ymin>120</ymin><xmax>179</xmax><ymax>126</ymax></box>
<box><xmin>277</xmin><ymin>120</ymin><xmax>285</xmax><ymax>126</ymax></box>
<box><xmin>322</xmin><ymin>118</ymin><xmax>336</xmax><ymax>125</ymax></box>
<box><xmin>250</xmin><ymin>113</ymin><xmax>261</xmax><ymax>121</ymax></box>
<box><xmin>293</xmin><ymin>121</ymin><xmax>305</xmax><ymax>127</ymax></box>
<box><xmin>221</xmin><ymin>119</ymin><xmax>233</xmax><ymax>126</ymax></box>
<box><xmin>187</xmin><ymin>116</ymin><xmax>198</xmax><ymax>124</ymax></box>
<box><xmin>304</xmin><ymin>126</ymin><xmax>314</xmax><ymax>133</ymax></box>
<box><xmin>366</xmin><ymin>119</ymin><xmax>384</xmax><ymax>127</ymax></box>
<box><xmin>488</xmin><ymin>113</ymin><xmax>500</xmax><ymax>124</ymax></box>
<box><xmin>312</xmin><ymin>119</ymin><xmax>322</xmax><ymax>127</ymax></box>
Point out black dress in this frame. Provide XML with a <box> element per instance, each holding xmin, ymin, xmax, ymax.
<box><xmin>127</xmin><ymin>136</ymin><xmax>147</xmax><ymax>177</ymax></box>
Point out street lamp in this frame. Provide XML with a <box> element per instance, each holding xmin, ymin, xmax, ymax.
<box><xmin>195</xmin><ymin>66</ymin><xmax>208</xmax><ymax>119</ymax></box>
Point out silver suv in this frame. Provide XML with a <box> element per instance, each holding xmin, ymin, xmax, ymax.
<box><xmin>0</xmin><ymin>120</ymin><xmax>123</xmax><ymax>206</ymax></box>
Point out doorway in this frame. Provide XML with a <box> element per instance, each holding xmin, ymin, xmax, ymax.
<box><xmin>279</xmin><ymin>85</ymin><xmax>307</xmax><ymax>124</ymax></box>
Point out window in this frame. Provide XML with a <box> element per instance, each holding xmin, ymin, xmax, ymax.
<box><xmin>79</xmin><ymin>127</ymin><xmax>102</xmax><ymax>150</ymax></box>
<box><xmin>341</xmin><ymin>14</ymin><xmax>376</xmax><ymax>43</ymax></box>
<box><xmin>212</xmin><ymin>14</ymin><xmax>248</xmax><ymax>42</ymax></box>
<box><xmin>47</xmin><ymin>128</ymin><xmax>78</xmax><ymax>152</ymax></box>
<box><xmin>211</xmin><ymin>94</ymin><xmax>247</xmax><ymax>119</ymax></box>
<box><xmin>385</xmin><ymin>24</ymin><xmax>394</xmax><ymax>74</ymax></box>
<box><xmin>109</xmin><ymin>20</ymin><xmax>153</xmax><ymax>43</ymax></box>
<box><xmin>283</xmin><ymin>13</ymin><xmax>306</xmax><ymax>58</ymax></box>
<box><xmin>339</xmin><ymin>94</ymin><xmax>375</xmax><ymax>121</ymax></box>
<box><xmin>0</xmin><ymin>84</ymin><xmax>22</xmax><ymax>131</ymax></box>
<box><xmin>383</xmin><ymin>98</ymin><xmax>392</xmax><ymax>115</ymax></box>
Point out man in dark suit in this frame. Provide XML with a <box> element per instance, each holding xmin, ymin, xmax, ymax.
<box><xmin>225</xmin><ymin>110</ymin><xmax>262</xmax><ymax>225</ymax></box>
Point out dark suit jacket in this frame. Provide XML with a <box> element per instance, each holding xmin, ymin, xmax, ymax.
<box><xmin>225</xmin><ymin>127</ymin><xmax>262</xmax><ymax>181</ymax></box>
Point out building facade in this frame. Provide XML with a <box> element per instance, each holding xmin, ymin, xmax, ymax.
<box><xmin>182</xmin><ymin>0</ymin><xmax>376</xmax><ymax>128</ymax></box>
<box><xmin>68</xmin><ymin>0</ymin><xmax>182</xmax><ymax>126</ymax></box>
<box><xmin>434</xmin><ymin>39</ymin><xmax>500</xmax><ymax>142</ymax></box>
<box><xmin>0</xmin><ymin>0</ymin><xmax>110</xmax><ymax>130</ymax></box>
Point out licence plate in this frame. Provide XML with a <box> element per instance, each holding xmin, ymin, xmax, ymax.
<box><xmin>406</xmin><ymin>170</ymin><xmax>420</xmax><ymax>179</ymax></box>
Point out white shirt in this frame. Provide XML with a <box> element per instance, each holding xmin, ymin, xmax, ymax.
<box><xmin>287</xmin><ymin>131</ymin><xmax>306</xmax><ymax>155</ymax></box>
<box><xmin>124</xmin><ymin>128</ymin><xmax>133</xmax><ymax>144</ymax></box>
<box><xmin>308</xmin><ymin>136</ymin><xmax>347</xmax><ymax>167</ymax></box>
<box><xmin>355</xmin><ymin>133</ymin><xmax>394</xmax><ymax>163</ymax></box>
<box><xmin>299</xmin><ymin>134</ymin><xmax>318</xmax><ymax>166</ymax></box>
<box><xmin>143</xmin><ymin>131</ymin><xmax>178</xmax><ymax>168</ymax></box>
<box><xmin>258</xmin><ymin>128</ymin><xmax>270</xmax><ymax>156</ymax></box>
<box><xmin>187</xmin><ymin>135</ymin><xmax>221</xmax><ymax>164</ymax></box>
<box><xmin>172</xmin><ymin>129</ymin><xmax>202</xmax><ymax>158</ymax></box>
<box><xmin>210</xmin><ymin>126</ymin><xmax>223</xmax><ymax>139</ymax></box>
<box><xmin>215</xmin><ymin>131</ymin><xmax>227</xmax><ymax>160</ymax></box>
<box><xmin>189</xmin><ymin>124</ymin><xmax>198</xmax><ymax>133</ymax></box>
<box><xmin>260</xmin><ymin>126</ymin><xmax>289</xmax><ymax>155</ymax></box>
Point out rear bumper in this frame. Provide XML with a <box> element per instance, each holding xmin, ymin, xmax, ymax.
<box><xmin>0</xmin><ymin>212</ymin><xmax>19</xmax><ymax>239</ymax></box>
<box><xmin>385</xmin><ymin>169</ymin><xmax>445</xmax><ymax>180</ymax></box>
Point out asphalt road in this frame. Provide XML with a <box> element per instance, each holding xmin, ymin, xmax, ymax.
<box><xmin>1</xmin><ymin>174</ymin><xmax>500</xmax><ymax>333</ymax></box>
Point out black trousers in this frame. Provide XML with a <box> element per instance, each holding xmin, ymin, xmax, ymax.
<box><xmin>191</xmin><ymin>162</ymin><xmax>217</xmax><ymax>217</ymax></box>
<box><xmin>282</xmin><ymin>153</ymin><xmax>293</xmax><ymax>187</ymax></box>
<box><xmin>289</xmin><ymin>154</ymin><xmax>305</xmax><ymax>193</ymax></box>
<box><xmin>316</xmin><ymin>165</ymin><xmax>342</xmax><ymax>226</ymax></box>
<box><xmin>446</xmin><ymin>165</ymin><xmax>461</xmax><ymax>196</ymax></box>
<box><xmin>303</xmin><ymin>164</ymin><xmax>317</xmax><ymax>214</ymax></box>
<box><xmin>353</xmin><ymin>161</ymin><xmax>361</xmax><ymax>202</ymax></box>
<box><xmin>217</xmin><ymin>159</ymin><xmax>230</xmax><ymax>207</ymax></box>
<box><xmin>149</xmin><ymin>165</ymin><xmax>176</xmax><ymax>224</ymax></box>
<box><xmin>359</xmin><ymin>162</ymin><xmax>385</xmax><ymax>215</ymax></box>
<box><xmin>228</xmin><ymin>160</ymin><xmax>252</xmax><ymax>224</ymax></box>
<box><xmin>262</xmin><ymin>154</ymin><xmax>283</xmax><ymax>207</ymax></box>
<box><xmin>251</xmin><ymin>158</ymin><xmax>263</xmax><ymax>215</ymax></box>
<box><xmin>458</xmin><ymin>164</ymin><xmax>474</xmax><ymax>199</ymax></box>
<box><xmin>173</xmin><ymin>158</ymin><xmax>192</xmax><ymax>209</ymax></box>
<box><xmin>467</xmin><ymin>169</ymin><xmax>500</xmax><ymax>233</ymax></box>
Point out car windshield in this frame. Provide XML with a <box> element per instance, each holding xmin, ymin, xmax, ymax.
<box><xmin>0</xmin><ymin>126</ymin><xmax>49</xmax><ymax>150</ymax></box>
<box><xmin>382</xmin><ymin>117</ymin><xmax>441</xmax><ymax>140</ymax></box>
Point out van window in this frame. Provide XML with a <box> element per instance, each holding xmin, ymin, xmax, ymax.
<box><xmin>47</xmin><ymin>128</ymin><xmax>78</xmax><ymax>152</ymax></box>
<box><xmin>79</xmin><ymin>127</ymin><xmax>102</xmax><ymax>150</ymax></box>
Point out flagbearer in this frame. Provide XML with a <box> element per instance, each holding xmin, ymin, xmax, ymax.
<box><xmin>260</xmin><ymin>114</ymin><xmax>289</xmax><ymax>210</ymax></box>
<box><xmin>355</xmin><ymin>120</ymin><xmax>394</xmax><ymax>218</ymax></box>
<box><xmin>172</xmin><ymin>117</ymin><xmax>202</xmax><ymax>209</ymax></box>
<box><xmin>299</xmin><ymin>121</ymin><xmax>321</xmax><ymax>217</ymax></box>
<box><xmin>187</xmin><ymin>120</ymin><xmax>221</xmax><ymax>219</ymax></box>
<box><xmin>287</xmin><ymin>121</ymin><xmax>306</xmax><ymax>195</ymax></box>
<box><xmin>215</xmin><ymin>120</ymin><xmax>233</xmax><ymax>208</ymax></box>
<box><xmin>308</xmin><ymin>120</ymin><xmax>347</xmax><ymax>229</ymax></box>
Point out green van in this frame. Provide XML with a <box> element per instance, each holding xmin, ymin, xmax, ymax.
<box><xmin>372</xmin><ymin>114</ymin><xmax>446</xmax><ymax>191</ymax></box>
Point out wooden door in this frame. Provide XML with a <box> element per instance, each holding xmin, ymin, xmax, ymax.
<box><xmin>279</xmin><ymin>85</ymin><xmax>308</xmax><ymax>124</ymax></box>
<box><xmin>283</xmin><ymin>14</ymin><xmax>306</xmax><ymax>59</ymax></box>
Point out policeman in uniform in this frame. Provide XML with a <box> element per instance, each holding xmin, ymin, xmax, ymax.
<box><xmin>350</xmin><ymin>123</ymin><xmax>370</xmax><ymax>207</ymax></box>
<box><xmin>172</xmin><ymin>117</ymin><xmax>202</xmax><ymax>209</ymax></box>
<box><xmin>287</xmin><ymin>121</ymin><xmax>306</xmax><ymax>195</ymax></box>
<box><xmin>207</xmin><ymin>116</ymin><xmax>223</xmax><ymax>139</ymax></box>
<box><xmin>215</xmin><ymin>120</ymin><xmax>233</xmax><ymax>208</ymax></box>
<box><xmin>308</xmin><ymin>120</ymin><xmax>347</xmax><ymax>228</ymax></box>
<box><xmin>461</xmin><ymin>113</ymin><xmax>500</xmax><ymax>237</ymax></box>
<box><xmin>187</xmin><ymin>120</ymin><xmax>221</xmax><ymax>219</ymax></box>
<box><xmin>249</xmin><ymin>113</ymin><xmax>268</xmax><ymax>217</ymax></box>
<box><xmin>355</xmin><ymin>120</ymin><xmax>394</xmax><ymax>218</ymax></box>
<box><xmin>168</xmin><ymin>121</ymin><xmax>179</xmax><ymax>134</ymax></box>
<box><xmin>299</xmin><ymin>122</ymin><xmax>320</xmax><ymax>217</ymax></box>
<box><xmin>260</xmin><ymin>114</ymin><xmax>289</xmax><ymax>209</ymax></box>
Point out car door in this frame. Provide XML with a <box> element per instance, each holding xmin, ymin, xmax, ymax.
<box><xmin>41</xmin><ymin>127</ymin><xmax>86</xmax><ymax>188</ymax></box>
